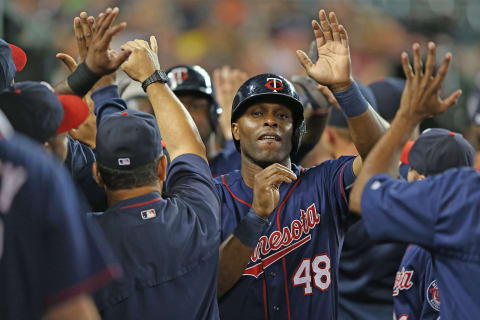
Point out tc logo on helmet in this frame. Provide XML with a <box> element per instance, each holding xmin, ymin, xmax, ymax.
<box><xmin>169</xmin><ymin>67</ymin><xmax>189</xmax><ymax>86</ymax></box>
<box><xmin>265</xmin><ymin>78</ymin><xmax>284</xmax><ymax>92</ymax></box>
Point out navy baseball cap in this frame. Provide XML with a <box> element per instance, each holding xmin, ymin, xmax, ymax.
<box><xmin>0</xmin><ymin>81</ymin><xmax>89</xmax><ymax>143</ymax></box>
<box><xmin>96</xmin><ymin>110</ymin><xmax>163</xmax><ymax>170</ymax></box>
<box><xmin>408</xmin><ymin>128</ymin><xmax>475</xmax><ymax>176</ymax></box>
<box><xmin>328</xmin><ymin>83</ymin><xmax>378</xmax><ymax>128</ymax></box>
<box><xmin>368</xmin><ymin>77</ymin><xmax>405</xmax><ymax>122</ymax></box>
<box><xmin>0</xmin><ymin>39</ymin><xmax>16</xmax><ymax>90</ymax></box>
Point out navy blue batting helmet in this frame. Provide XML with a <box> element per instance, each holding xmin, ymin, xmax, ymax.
<box><xmin>231</xmin><ymin>73</ymin><xmax>306</xmax><ymax>156</ymax></box>
<box><xmin>166</xmin><ymin>65</ymin><xmax>221</xmax><ymax>129</ymax></box>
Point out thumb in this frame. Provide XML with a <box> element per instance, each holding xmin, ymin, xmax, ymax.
<box><xmin>111</xmin><ymin>49</ymin><xmax>132</xmax><ymax>69</ymax></box>
<box><xmin>150</xmin><ymin>35</ymin><xmax>158</xmax><ymax>54</ymax></box>
<box><xmin>296</xmin><ymin>50</ymin><xmax>314</xmax><ymax>72</ymax></box>
<box><xmin>56</xmin><ymin>53</ymin><xmax>78</xmax><ymax>73</ymax></box>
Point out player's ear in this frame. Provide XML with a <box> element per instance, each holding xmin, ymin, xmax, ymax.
<box><xmin>92</xmin><ymin>162</ymin><xmax>104</xmax><ymax>187</ymax></box>
<box><xmin>157</xmin><ymin>155</ymin><xmax>167</xmax><ymax>182</ymax></box>
<box><xmin>232</xmin><ymin>122</ymin><xmax>240</xmax><ymax>142</ymax></box>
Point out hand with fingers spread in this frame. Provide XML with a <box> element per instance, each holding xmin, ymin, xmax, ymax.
<box><xmin>252</xmin><ymin>163</ymin><xmax>297</xmax><ymax>218</ymax></box>
<box><xmin>296</xmin><ymin>9</ymin><xmax>352</xmax><ymax>92</ymax></box>
<box><xmin>84</xmin><ymin>7</ymin><xmax>131</xmax><ymax>75</ymax></box>
<box><xmin>120</xmin><ymin>36</ymin><xmax>160</xmax><ymax>82</ymax></box>
<box><xmin>399</xmin><ymin>42</ymin><xmax>462</xmax><ymax>121</ymax></box>
<box><xmin>213</xmin><ymin>66</ymin><xmax>248</xmax><ymax>140</ymax></box>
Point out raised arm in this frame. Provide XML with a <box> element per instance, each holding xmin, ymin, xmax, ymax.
<box><xmin>120</xmin><ymin>37</ymin><xmax>206</xmax><ymax>161</ymax></box>
<box><xmin>349</xmin><ymin>42</ymin><xmax>462</xmax><ymax>213</ymax></box>
<box><xmin>296</xmin><ymin>9</ymin><xmax>388</xmax><ymax>175</ymax></box>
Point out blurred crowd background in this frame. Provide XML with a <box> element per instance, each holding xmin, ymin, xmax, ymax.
<box><xmin>2</xmin><ymin>0</ymin><xmax>480</xmax><ymax>152</ymax></box>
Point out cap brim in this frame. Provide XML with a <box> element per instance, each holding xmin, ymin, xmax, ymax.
<box><xmin>7</xmin><ymin>44</ymin><xmax>27</xmax><ymax>72</ymax></box>
<box><xmin>56</xmin><ymin>95</ymin><xmax>90</xmax><ymax>134</ymax></box>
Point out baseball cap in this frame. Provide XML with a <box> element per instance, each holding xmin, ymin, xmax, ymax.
<box><xmin>328</xmin><ymin>83</ymin><xmax>378</xmax><ymax>128</ymax></box>
<box><xmin>368</xmin><ymin>77</ymin><xmax>405</xmax><ymax>122</ymax></box>
<box><xmin>0</xmin><ymin>81</ymin><xmax>89</xmax><ymax>143</ymax></box>
<box><xmin>96</xmin><ymin>110</ymin><xmax>162</xmax><ymax>170</ymax></box>
<box><xmin>0</xmin><ymin>40</ymin><xmax>16</xmax><ymax>90</ymax></box>
<box><xmin>408</xmin><ymin>128</ymin><xmax>475</xmax><ymax>176</ymax></box>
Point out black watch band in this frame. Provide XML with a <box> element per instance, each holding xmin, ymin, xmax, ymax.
<box><xmin>141</xmin><ymin>70</ymin><xmax>168</xmax><ymax>92</ymax></box>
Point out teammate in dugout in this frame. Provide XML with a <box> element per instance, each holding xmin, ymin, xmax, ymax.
<box><xmin>216</xmin><ymin>10</ymin><xmax>388</xmax><ymax>319</ymax></box>
<box><xmin>350</xmin><ymin>41</ymin><xmax>480</xmax><ymax>319</ymax></box>
<box><xmin>392</xmin><ymin>128</ymin><xmax>474</xmax><ymax>320</ymax></box>
<box><xmin>89</xmin><ymin>36</ymin><xmax>220</xmax><ymax>319</ymax></box>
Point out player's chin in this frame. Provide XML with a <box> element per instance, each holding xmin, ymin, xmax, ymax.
<box><xmin>254</xmin><ymin>149</ymin><xmax>290</xmax><ymax>166</ymax></box>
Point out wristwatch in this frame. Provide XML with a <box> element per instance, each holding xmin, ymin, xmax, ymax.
<box><xmin>141</xmin><ymin>70</ymin><xmax>169</xmax><ymax>92</ymax></box>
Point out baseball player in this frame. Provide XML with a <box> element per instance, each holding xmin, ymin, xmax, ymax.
<box><xmin>216</xmin><ymin>10</ymin><xmax>387</xmax><ymax>319</ymax></box>
<box><xmin>0</xmin><ymin>111</ymin><xmax>119</xmax><ymax>319</ymax></box>
<box><xmin>392</xmin><ymin>128</ymin><xmax>475</xmax><ymax>320</ymax></box>
<box><xmin>350</xmin><ymin>41</ymin><xmax>478</xmax><ymax>319</ymax></box>
<box><xmin>89</xmin><ymin>36</ymin><xmax>220</xmax><ymax>319</ymax></box>
<box><xmin>0</xmin><ymin>38</ymin><xmax>26</xmax><ymax>90</ymax></box>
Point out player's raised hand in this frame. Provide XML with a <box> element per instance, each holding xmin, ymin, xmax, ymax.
<box><xmin>84</xmin><ymin>7</ymin><xmax>131</xmax><ymax>75</ymax></box>
<box><xmin>296</xmin><ymin>10</ymin><xmax>352</xmax><ymax>92</ymax></box>
<box><xmin>120</xmin><ymin>36</ymin><xmax>160</xmax><ymax>82</ymax></box>
<box><xmin>252</xmin><ymin>163</ymin><xmax>297</xmax><ymax>219</ymax></box>
<box><xmin>56</xmin><ymin>12</ymin><xmax>95</xmax><ymax>72</ymax></box>
<box><xmin>399</xmin><ymin>42</ymin><xmax>462</xmax><ymax>121</ymax></box>
<box><xmin>213</xmin><ymin>66</ymin><xmax>248</xmax><ymax>140</ymax></box>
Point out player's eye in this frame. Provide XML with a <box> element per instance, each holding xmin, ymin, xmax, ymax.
<box><xmin>278</xmin><ymin>113</ymin><xmax>289</xmax><ymax>120</ymax></box>
<box><xmin>251</xmin><ymin>110</ymin><xmax>263</xmax><ymax>117</ymax></box>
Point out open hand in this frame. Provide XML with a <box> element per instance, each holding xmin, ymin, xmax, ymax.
<box><xmin>252</xmin><ymin>163</ymin><xmax>297</xmax><ymax>218</ymax></box>
<box><xmin>84</xmin><ymin>7</ymin><xmax>131</xmax><ymax>75</ymax></box>
<box><xmin>399</xmin><ymin>42</ymin><xmax>462</xmax><ymax>121</ymax></box>
<box><xmin>296</xmin><ymin>10</ymin><xmax>352</xmax><ymax>92</ymax></box>
<box><xmin>120</xmin><ymin>36</ymin><xmax>160</xmax><ymax>82</ymax></box>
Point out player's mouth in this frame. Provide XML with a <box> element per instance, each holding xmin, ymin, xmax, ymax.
<box><xmin>258</xmin><ymin>134</ymin><xmax>281</xmax><ymax>142</ymax></box>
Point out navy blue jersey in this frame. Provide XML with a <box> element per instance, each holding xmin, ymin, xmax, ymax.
<box><xmin>339</xmin><ymin>219</ymin><xmax>407</xmax><ymax>320</ymax></box>
<box><xmin>93</xmin><ymin>154</ymin><xmax>221</xmax><ymax>320</ymax></box>
<box><xmin>393</xmin><ymin>245</ymin><xmax>439</xmax><ymax>320</ymax></box>
<box><xmin>65</xmin><ymin>136</ymin><xmax>108</xmax><ymax>211</ymax></box>
<box><xmin>0</xmin><ymin>133</ymin><xmax>118</xmax><ymax>319</ymax></box>
<box><xmin>210</xmin><ymin>140</ymin><xmax>241</xmax><ymax>177</ymax></box>
<box><xmin>362</xmin><ymin>169</ymin><xmax>480</xmax><ymax>320</ymax></box>
<box><xmin>216</xmin><ymin>156</ymin><xmax>356</xmax><ymax>320</ymax></box>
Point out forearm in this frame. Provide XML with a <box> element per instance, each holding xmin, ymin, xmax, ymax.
<box><xmin>350</xmin><ymin>111</ymin><xmax>419</xmax><ymax>213</ymax></box>
<box><xmin>218</xmin><ymin>235</ymin><xmax>254</xmax><ymax>297</ymax></box>
<box><xmin>333</xmin><ymin>81</ymin><xmax>388</xmax><ymax>159</ymax></box>
<box><xmin>54</xmin><ymin>62</ymin><xmax>101</xmax><ymax>97</ymax></box>
<box><xmin>44</xmin><ymin>294</ymin><xmax>100</xmax><ymax>320</ymax></box>
<box><xmin>146</xmin><ymin>82</ymin><xmax>206</xmax><ymax>161</ymax></box>
<box><xmin>54</xmin><ymin>79</ymin><xmax>74</xmax><ymax>95</ymax></box>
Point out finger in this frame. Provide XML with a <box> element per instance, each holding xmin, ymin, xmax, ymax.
<box><xmin>150</xmin><ymin>35</ymin><xmax>158</xmax><ymax>54</ymax></box>
<box><xmin>441</xmin><ymin>89</ymin><xmax>462</xmax><ymax>111</ymax></box>
<box><xmin>401</xmin><ymin>52</ymin><xmax>414</xmax><ymax>79</ymax></box>
<box><xmin>423</xmin><ymin>42</ymin><xmax>436</xmax><ymax>81</ymax></box>
<box><xmin>94</xmin><ymin>11</ymin><xmax>108</xmax><ymax>34</ymax></box>
<box><xmin>265</xmin><ymin>164</ymin><xmax>298</xmax><ymax>181</ymax></box>
<box><xmin>329</xmin><ymin>12</ymin><xmax>341</xmax><ymax>43</ymax></box>
<box><xmin>110</xmin><ymin>49</ymin><xmax>132</xmax><ymax>69</ymax></box>
<box><xmin>97</xmin><ymin>7</ymin><xmax>117</xmax><ymax>38</ymax></box>
<box><xmin>412</xmin><ymin>43</ymin><xmax>423</xmax><ymax>76</ymax></box>
<box><xmin>98</xmin><ymin>22</ymin><xmax>127</xmax><ymax>51</ymax></box>
<box><xmin>431</xmin><ymin>53</ymin><xmax>452</xmax><ymax>92</ymax></box>
<box><xmin>79</xmin><ymin>12</ymin><xmax>93</xmax><ymax>47</ymax></box>
<box><xmin>318</xmin><ymin>85</ymin><xmax>340</xmax><ymax>109</ymax></box>
<box><xmin>74</xmin><ymin>17</ymin><xmax>87</xmax><ymax>59</ymax></box>
<box><xmin>134</xmin><ymin>39</ymin><xmax>150</xmax><ymax>48</ymax></box>
<box><xmin>296</xmin><ymin>50</ymin><xmax>314</xmax><ymax>72</ymax></box>
<box><xmin>56</xmin><ymin>53</ymin><xmax>78</xmax><ymax>72</ymax></box>
<box><xmin>312</xmin><ymin>20</ymin><xmax>326</xmax><ymax>50</ymax></box>
<box><xmin>338</xmin><ymin>25</ymin><xmax>349</xmax><ymax>48</ymax></box>
<box><xmin>213</xmin><ymin>69</ymin><xmax>221</xmax><ymax>88</ymax></box>
<box><xmin>269</xmin><ymin>175</ymin><xmax>295</xmax><ymax>187</ymax></box>
<box><xmin>319</xmin><ymin>9</ymin><xmax>333</xmax><ymax>41</ymax></box>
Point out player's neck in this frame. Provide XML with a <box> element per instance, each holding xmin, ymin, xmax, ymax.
<box><xmin>106</xmin><ymin>183</ymin><xmax>163</xmax><ymax>207</ymax></box>
<box><xmin>241</xmin><ymin>155</ymin><xmax>291</xmax><ymax>188</ymax></box>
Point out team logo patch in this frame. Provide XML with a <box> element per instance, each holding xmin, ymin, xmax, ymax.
<box><xmin>141</xmin><ymin>209</ymin><xmax>156</xmax><ymax>220</ymax></box>
<box><xmin>118</xmin><ymin>158</ymin><xmax>131</xmax><ymax>166</ymax></box>
<box><xmin>169</xmin><ymin>67</ymin><xmax>189</xmax><ymax>86</ymax></box>
<box><xmin>243</xmin><ymin>203</ymin><xmax>321</xmax><ymax>278</ymax></box>
<box><xmin>265</xmin><ymin>77</ymin><xmax>284</xmax><ymax>92</ymax></box>
<box><xmin>427</xmin><ymin>280</ymin><xmax>440</xmax><ymax>311</ymax></box>
<box><xmin>393</xmin><ymin>267</ymin><xmax>414</xmax><ymax>296</ymax></box>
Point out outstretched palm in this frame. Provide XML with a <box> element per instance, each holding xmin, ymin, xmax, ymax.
<box><xmin>297</xmin><ymin>10</ymin><xmax>352</xmax><ymax>91</ymax></box>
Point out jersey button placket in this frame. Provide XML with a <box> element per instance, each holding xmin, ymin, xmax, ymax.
<box><xmin>273</xmin><ymin>305</ymin><xmax>280</xmax><ymax>312</ymax></box>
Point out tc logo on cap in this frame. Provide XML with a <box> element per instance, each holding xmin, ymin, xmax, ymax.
<box><xmin>265</xmin><ymin>78</ymin><xmax>283</xmax><ymax>92</ymax></box>
<box><xmin>141</xmin><ymin>209</ymin><xmax>156</xmax><ymax>220</ymax></box>
<box><xmin>118</xmin><ymin>158</ymin><xmax>131</xmax><ymax>166</ymax></box>
<box><xmin>169</xmin><ymin>67</ymin><xmax>189</xmax><ymax>86</ymax></box>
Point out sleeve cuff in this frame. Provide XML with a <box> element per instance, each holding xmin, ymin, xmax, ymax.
<box><xmin>233</xmin><ymin>208</ymin><xmax>270</xmax><ymax>248</ymax></box>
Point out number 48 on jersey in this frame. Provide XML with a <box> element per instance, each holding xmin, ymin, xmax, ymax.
<box><xmin>292</xmin><ymin>254</ymin><xmax>331</xmax><ymax>295</ymax></box>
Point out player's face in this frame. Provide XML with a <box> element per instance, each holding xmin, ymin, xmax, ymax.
<box><xmin>233</xmin><ymin>102</ymin><xmax>293</xmax><ymax>167</ymax></box>
<box><xmin>177</xmin><ymin>93</ymin><xmax>212</xmax><ymax>144</ymax></box>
